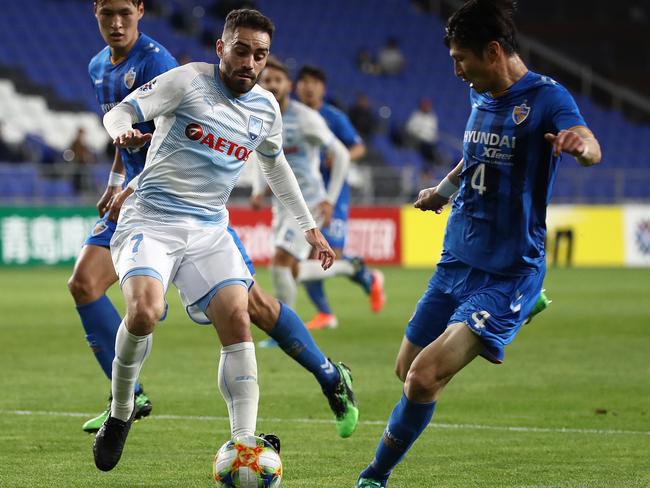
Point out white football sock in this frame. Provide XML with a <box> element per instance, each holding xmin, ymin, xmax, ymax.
<box><xmin>111</xmin><ymin>321</ymin><xmax>152</xmax><ymax>421</ymax></box>
<box><xmin>297</xmin><ymin>259</ymin><xmax>355</xmax><ymax>282</ymax></box>
<box><xmin>218</xmin><ymin>342</ymin><xmax>259</xmax><ymax>438</ymax></box>
<box><xmin>270</xmin><ymin>265</ymin><xmax>296</xmax><ymax>308</ymax></box>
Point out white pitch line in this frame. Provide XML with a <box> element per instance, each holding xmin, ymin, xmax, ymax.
<box><xmin>2</xmin><ymin>409</ymin><xmax>649</xmax><ymax>437</ymax></box>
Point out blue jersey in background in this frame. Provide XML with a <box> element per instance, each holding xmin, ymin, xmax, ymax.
<box><xmin>444</xmin><ymin>71</ymin><xmax>587</xmax><ymax>276</ymax></box>
<box><xmin>88</xmin><ymin>33</ymin><xmax>177</xmax><ymax>185</ymax></box>
<box><xmin>318</xmin><ymin>102</ymin><xmax>363</xmax><ymax>248</ymax></box>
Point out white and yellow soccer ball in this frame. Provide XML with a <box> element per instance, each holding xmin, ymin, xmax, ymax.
<box><xmin>213</xmin><ymin>435</ymin><xmax>282</xmax><ymax>487</ymax></box>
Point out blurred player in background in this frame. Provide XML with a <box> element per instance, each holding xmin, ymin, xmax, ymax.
<box><xmin>247</xmin><ymin>57</ymin><xmax>360</xmax><ymax>439</ymax></box>
<box><xmin>67</xmin><ymin>0</ymin><xmax>177</xmax><ymax>433</ymax></box>
<box><xmin>93</xmin><ymin>9</ymin><xmax>343</xmax><ymax>471</ymax></box>
<box><xmin>295</xmin><ymin>66</ymin><xmax>385</xmax><ymax>330</ymax></box>
<box><xmin>356</xmin><ymin>0</ymin><xmax>601</xmax><ymax>486</ymax></box>
<box><xmin>253</xmin><ymin>59</ymin><xmax>352</xmax><ymax>330</ymax></box>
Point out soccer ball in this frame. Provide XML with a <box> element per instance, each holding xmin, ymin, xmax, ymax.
<box><xmin>213</xmin><ymin>435</ymin><xmax>282</xmax><ymax>487</ymax></box>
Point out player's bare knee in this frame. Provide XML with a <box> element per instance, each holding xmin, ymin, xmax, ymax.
<box><xmin>227</xmin><ymin>307</ymin><xmax>251</xmax><ymax>341</ymax></box>
<box><xmin>248</xmin><ymin>300</ymin><xmax>272</xmax><ymax>331</ymax></box>
<box><xmin>67</xmin><ymin>271</ymin><xmax>98</xmax><ymax>304</ymax></box>
<box><xmin>233</xmin><ymin>308</ymin><xmax>250</xmax><ymax>328</ymax></box>
<box><xmin>404</xmin><ymin>366</ymin><xmax>445</xmax><ymax>400</ymax></box>
<box><xmin>127</xmin><ymin>299</ymin><xmax>162</xmax><ymax>334</ymax></box>
<box><xmin>248</xmin><ymin>290</ymin><xmax>277</xmax><ymax>332</ymax></box>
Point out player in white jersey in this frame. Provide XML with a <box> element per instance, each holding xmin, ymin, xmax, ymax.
<box><xmin>92</xmin><ymin>10</ymin><xmax>334</xmax><ymax>472</ymax></box>
<box><xmin>252</xmin><ymin>57</ymin><xmax>361</xmax><ymax>322</ymax></box>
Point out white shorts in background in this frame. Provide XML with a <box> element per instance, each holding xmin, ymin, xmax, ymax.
<box><xmin>111</xmin><ymin>200</ymin><xmax>253</xmax><ymax>325</ymax></box>
<box><xmin>272</xmin><ymin>205</ymin><xmax>314</xmax><ymax>261</ymax></box>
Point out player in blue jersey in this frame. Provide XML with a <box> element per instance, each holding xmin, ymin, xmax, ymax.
<box><xmin>356</xmin><ymin>1</ymin><xmax>601</xmax><ymax>486</ymax></box>
<box><xmin>295</xmin><ymin>66</ymin><xmax>385</xmax><ymax>330</ymax></box>
<box><xmin>67</xmin><ymin>0</ymin><xmax>177</xmax><ymax>433</ymax></box>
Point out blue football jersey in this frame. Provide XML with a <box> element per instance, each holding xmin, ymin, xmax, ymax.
<box><xmin>443</xmin><ymin>71</ymin><xmax>587</xmax><ymax>276</ymax></box>
<box><xmin>88</xmin><ymin>33</ymin><xmax>178</xmax><ymax>184</ymax></box>
<box><xmin>318</xmin><ymin>102</ymin><xmax>362</xmax><ymax>206</ymax></box>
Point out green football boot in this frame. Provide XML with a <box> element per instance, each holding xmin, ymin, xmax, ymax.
<box><xmin>525</xmin><ymin>289</ymin><xmax>551</xmax><ymax>324</ymax></box>
<box><xmin>323</xmin><ymin>362</ymin><xmax>359</xmax><ymax>438</ymax></box>
<box><xmin>355</xmin><ymin>477</ymin><xmax>386</xmax><ymax>488</ymax></box>
<box><xmin>83</xmin><ymin>401</ymin><xmax>110</xmax><ymax>433</ymax></box>
<box><xmin>83</xmin><ymin>389</ymin><xmax>153</xmax><ymax>433</ymax></box>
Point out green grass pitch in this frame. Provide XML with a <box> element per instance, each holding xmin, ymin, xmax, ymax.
<box><xmin>0</xmin><ymin>266</ymin><xmax>649</xmax><ymax>487</ymax></box>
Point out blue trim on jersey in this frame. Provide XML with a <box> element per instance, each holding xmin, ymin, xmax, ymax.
<box><xmin>135</xmin><ymin>194</ymin><xmax>229</xmax><ymax>224</ymax></box>
<box><xmin>125</xmin><ymin>98</ymin><xmax>145</xmax><ymax>123</ymax></box>
<box><xmin>120</xmin><ymin>267</ymin><xmax>164</xmax><ymax>288</ymax></box>
<box><xmin>227</xmin><ymin>226</ymin><xmax>255</xmax><ymax>275</ymax></box>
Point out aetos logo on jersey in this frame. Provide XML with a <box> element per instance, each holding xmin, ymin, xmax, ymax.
<box><xmin>185</xmin><ymin>123</ymin><xmax>204</xmax><ymax>140</ymax></box>
<box><xmin>184</xmin><ymin>123</ymin><xmax>252</xmax><ymax>161</ymax></box>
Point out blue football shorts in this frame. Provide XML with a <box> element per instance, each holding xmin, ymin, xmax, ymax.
<box><xmin>405</xmin><ymin>255</ymin><xmax>545</xmax><ymax>363</ymax></box>
<box><xmin>321</xmin><ymin>184</ymin><xmax>350</xmax><ymax>250</ymax></box>
<box><xmin>84</xmin><ymin>214</ymin><xmax>116</xmax><ymax>248</ymax></box>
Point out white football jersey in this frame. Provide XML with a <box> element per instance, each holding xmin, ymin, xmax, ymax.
<box><xmin>275</xmin><ymin>99</ymin><xmax>335</xmax><ymax>209</ymax></box>
<box><xmin>121</xmin><ymin>62</ymin><xmax>283</xmax><ymax>226</ymax></box>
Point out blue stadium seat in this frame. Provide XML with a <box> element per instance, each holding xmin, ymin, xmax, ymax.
<box><xmin>0</xmin><ymin>0</ymin><xmax>648</xmax><ymax>202</ymax></box>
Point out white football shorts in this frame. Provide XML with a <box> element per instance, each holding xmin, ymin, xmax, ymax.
<box><xmin>272</xmin><ymin>204</ymin><xmax>316</xmax><ymax>261</ymax></box>
<box><xmin>111</xmin><ymin>198</ymin><xmax>253</xmax><ymax>324</ymax></box>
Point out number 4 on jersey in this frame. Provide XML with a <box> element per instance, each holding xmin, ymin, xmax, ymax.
<box><xmin>471</xmin><ymin>163</ymin><xmax>487</xmax><ymax>195</ymax></box>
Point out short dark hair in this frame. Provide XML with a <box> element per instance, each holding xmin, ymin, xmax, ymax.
<box><xmin>95</xmin><ymin>0</ymin><xmax>142</xmax><ymax>6</ymax></box>
<box><xmin>444</xmin><ymin>0</ymin><xmax>519</xmax><ymax>56</ymax></box>
<box><xmin>296</xmin><ymin>65</ymin><xmax>327</xmax><ymax>84</ymax></box>
<box><xmin>223</xmin><ymin>8</ymin><xmax>274</xmax><ymax>40</ymax></box>
<box><xmin>264</xmin><ymin>55</ymin><xmax>290</xmax><ymax>78</ymax></box>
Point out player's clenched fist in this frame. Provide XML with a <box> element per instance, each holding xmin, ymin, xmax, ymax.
<box><xmin>113</xmin><ymin>129</ymin><xmax>152</xmax><ymax>149</ymax></box>
<box><xmin>414</xmin><ymin>187</ymin><xmax>448</xmax><ymax>214</ymax></box>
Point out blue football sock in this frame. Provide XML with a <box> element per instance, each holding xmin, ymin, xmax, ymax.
<box><xmin>269</xmin><ymin>302</ymin><xmax>339</xmax><ymax>391</ymax></box>
<box><xmin>345</xmin><ymin>255</ymin><xmax>373</xmax><ymax>294</ymax></box>
<box><xmin>361</xmin><ymin>393</ymin><xmax>436</xmax><ymax>483</ymax></box>
<box><xmin>76</xmin><ymin>295</ymin><xmax>122</xmax><ymax>380</ymax></box>
<box><xmin>76</xmin><ymin>296</ymin><xmax>144</xmax><ymax>395</ymax></box>
<box><xmin>304</xmin><ymin>280</ymin><xmax>332</xmax><ymax>314</ymax></box>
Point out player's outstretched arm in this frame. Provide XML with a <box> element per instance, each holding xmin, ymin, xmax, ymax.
<box><xmin>544</xmin><ymin>127</ymin><xmax>601</xmax><ymax>167</ymax></box>
<box><xmin>248</xmin><ymin>152</ymin><xmax>271</xmax><ymax>210</ymax></box>
<box><xmin>323</xmin><ymin>137</ymin><xmax>351</xmax><ymax>207</ymax></box>
<box><xmin>103</xmin><ymin>104</ymin><xmax>152</xmax><ymax>149</ymax></box>
<box><xmin>414</xmin><ymin>159</ymin><xmax>464</xmax><ymax>213</ymax></box>
<box><xmin>257</xmin><ymin>151</ymin><xmax>334</xmax><ymax>269</ymax></box>
<box><xmin>104</xmin><ymin>66</ymin><xmax>190</xmax><ymax>148</ymax></box>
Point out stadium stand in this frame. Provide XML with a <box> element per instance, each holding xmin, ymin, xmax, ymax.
<box><xmin>0</xmin><ymin>0</ymin><xmax>648</xmax><ymax>203</ymax></box>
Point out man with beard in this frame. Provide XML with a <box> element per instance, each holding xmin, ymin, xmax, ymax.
<box><xmin>92</xmin><ymin>9</ymin><xmax>335</xmax><ymax>472</ymax></box>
